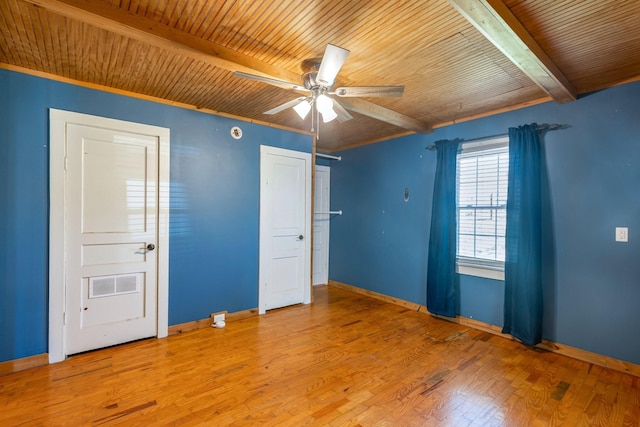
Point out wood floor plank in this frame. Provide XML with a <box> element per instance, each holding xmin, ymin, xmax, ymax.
<box><xmin>0</xmin><ymin>285</ymin><xmax>637</xmax><ymax>426</ymax></box>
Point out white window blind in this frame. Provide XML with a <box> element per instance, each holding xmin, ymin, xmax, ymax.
<box><xmin>457</xmin><ymin>137</ymin><xmax>509</xmax><ymax>275</ymax></box>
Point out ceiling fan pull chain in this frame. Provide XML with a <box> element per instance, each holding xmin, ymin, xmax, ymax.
<box><xmin>316</xmin><ymin>104</ymin><xmax>321</xmax><ymax>140</ymax></box>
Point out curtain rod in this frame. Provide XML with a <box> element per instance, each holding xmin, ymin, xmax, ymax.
<box><xmin>425</xmin><ymin>123</ymin><xmax>568</xmax><ymax>151</ymax></box>
<box><xmin>316</xmin><ymin>152</ymin><xmax>342</xmax><ymax>161</ymax></box>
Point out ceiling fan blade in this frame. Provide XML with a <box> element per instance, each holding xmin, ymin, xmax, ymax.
<box><xmin>331</xmin><ymin>99</ymin><xmax>354</xmax><ymax>123</ymax></box>
<box><xmin>264</xmin><ymin>97</ymin><xmax>307</xmax><ymax>115</ymax></box>
<box><xmin>316</xmin><ymin>44</ymin><xmax>350</xmax><ymax>87</ymax></box>
<box><xmin>338</xmin><ymin>98</ymin><xmax>432</xmax><ymax>134</ymax></box>
<box><xmin>333</xmin><ymin>86</ymin><xmax>405</xmax><ymax>98</ymax></box>
<box><xmin>234</xmin><ymin>71</ymin><xmax>310</xmax><ymax>93</ymax></box>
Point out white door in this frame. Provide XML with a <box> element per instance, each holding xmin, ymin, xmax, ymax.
<box><xmin>65</xmin><ymin>124</ymin><xmax>159</xmax><ymax>354</ymax></box>
<box><xmin>312</xmin><ymin>165</ymin><xmax>330</xmax><ymax>286</ymax></box>
<box><xmin>259</xmin><ymin>146</ymin><xmax>311</xmax><ymax>314</ymax></box>
<box><xmin>49</xmin><ymin>109</ymin><xmax>170</xmax><ymax>362</ymax></box>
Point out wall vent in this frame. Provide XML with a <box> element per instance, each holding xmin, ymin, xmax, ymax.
<box><xmin>89</xmin><ymin>274</ymin><xmax>141</xmax><ymax>299</ymax></box>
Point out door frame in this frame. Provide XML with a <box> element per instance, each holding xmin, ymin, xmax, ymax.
<box><xmin>48</xmin><ymin>109</ymin><xmax>170</xmax><ymax>363</ymax></box>
<box><xmin>258</xmin><ymin>145</ymin><xmax>312</xmax><ymax>314</ymax></box>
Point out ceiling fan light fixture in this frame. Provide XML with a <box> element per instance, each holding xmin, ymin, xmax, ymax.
<box><xmin>316</xmin><ymin>94</ymin><xmax>337</xmax><ymax>123</ymax></box>
<box><xmin>293</xmin><ymin>99</ymin><xmax>311</xmax><ymax>119</ymax></box>
<box><xmin>320</xmin><ymin>108</ymin><xmax>338</xmax><ymax>123</ymax></box>
<box><xmin>316</xmin><ymin>94</ymin><xmax>333</xmax><ymax>113</ymax></box>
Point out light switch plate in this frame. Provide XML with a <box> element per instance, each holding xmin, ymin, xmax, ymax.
<box><xmin>615</xmin><ymin>227</ymin><xmax>628</xmax><ymax>242</ymax></box>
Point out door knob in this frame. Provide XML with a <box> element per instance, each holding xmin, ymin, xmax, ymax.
<box><xmin>146</xmin><ymin>243</ymin><xmax>156</xmax><ymax>251</ymax></box>
<box><xmin>298</xmin><ymin>235</ymin><xmax>304</xmax><ymax>240</ymax></box>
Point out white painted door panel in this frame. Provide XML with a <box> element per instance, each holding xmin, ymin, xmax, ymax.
<box><xmin>259</xmin><ymin>146</ymin><xmax>311</xmax><ymax>313</ymax></box>
<box><xmin>65</xmin><ymin>124</ymin><xmax>158</xmax><ymax>355</ymax></box>
<box><xmin>312</xmin><ymin>166</ymin><xmax>330</xmax><ymax>285</ymax></box>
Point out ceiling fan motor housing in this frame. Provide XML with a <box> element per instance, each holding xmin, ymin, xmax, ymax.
<box><xmin>303</xmin><ymin>72</ymin><xmax>320</xmax><ymax>90</ymax></box>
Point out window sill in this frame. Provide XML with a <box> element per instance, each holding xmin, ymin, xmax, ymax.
<box><xmin>457</xmin><ymin>264</ymin><xmax>504</xmax><ymax>281</ymax></box>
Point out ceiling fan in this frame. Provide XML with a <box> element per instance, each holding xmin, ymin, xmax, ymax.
<box><xmin>234</xmin><ymin>44</ymin><xmax>408</xmax><ymax>138</ymax></box>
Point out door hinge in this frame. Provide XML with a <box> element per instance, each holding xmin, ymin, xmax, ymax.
<box><xmin>63</xmin><ymin>312</ymin><xmax>66</xmax><ymax>325</ymax></box>
<box><xmin>64</xmin><ymin>156</ymin><xmax>68</xmax><ymax>171</ymax></box>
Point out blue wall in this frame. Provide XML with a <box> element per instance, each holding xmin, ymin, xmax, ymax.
<box><xmin>0</xmin><ymin>68</ymin><xmax>312</xmax><ymax>362</ymax></box>
<box><xmin>330</xmin><ymin>80</ymin><xmax>640</xmax><ymax>365</ymax></box>
<box><xmin>3</xmin><ymin>65</ymin><xmax>639</xmax><ymax>367</ymax></box>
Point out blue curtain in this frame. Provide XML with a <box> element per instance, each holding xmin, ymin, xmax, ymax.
<box><xmin>426</xmin><ymin>139</ymin><xmax>460</xmax><ymax>317</ymax></box>
<box><xmin>503</xmin><ymin>124</ymin><xmax>543</xmax><ymax>345</ymax></box>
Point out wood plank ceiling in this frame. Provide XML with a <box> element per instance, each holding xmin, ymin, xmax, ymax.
<box><xmin>1</xmin><ymin>0</ymin><xmax>640</xmax><ymax>151</ymax></box>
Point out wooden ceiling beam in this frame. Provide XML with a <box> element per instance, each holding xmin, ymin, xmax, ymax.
<box><xmin>22</xmin><ymin>0</ymin><xmax>302</xmax><ymax>83</ymax></box>
<box><xmin>449</xmin><ymin>0</ymin><xmax>577</xmax><ymax>103</ymax></box>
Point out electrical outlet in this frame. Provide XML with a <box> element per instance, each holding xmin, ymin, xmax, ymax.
<box><xmin>213</xmin><ymin>313</ymin><xmax>225</xmax><ymax>323</ymax></box>
<box><xmin>615</xmin><ymin>227</ymin><xmax>628</xmax><ymax>242</ymax></box>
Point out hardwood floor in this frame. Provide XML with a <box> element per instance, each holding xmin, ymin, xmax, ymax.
<box><xmin>1</xmin><ymin>285</ymin><xmax>638</xmax><ymax>426</ymax></box>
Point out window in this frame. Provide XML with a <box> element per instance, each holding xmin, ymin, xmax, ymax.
<box><xmin>456</xmin><ymin>136</ymin><xmax>509</xmax><ymax>280</ymax></box>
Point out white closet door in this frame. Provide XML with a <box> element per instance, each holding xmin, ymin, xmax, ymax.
<box><xmin>313</xmin><ymin>165</ymin><xmax>330</xmax><ymax>285</ymax></box>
